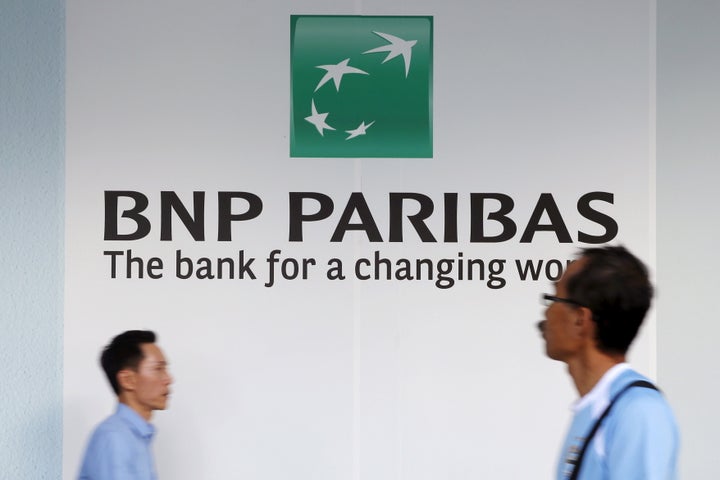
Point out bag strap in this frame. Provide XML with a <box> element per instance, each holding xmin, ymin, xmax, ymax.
<box><xmin>568</xmin><ymin>380</ymin><xmax>659</xmax><ymax>480</ymax></box>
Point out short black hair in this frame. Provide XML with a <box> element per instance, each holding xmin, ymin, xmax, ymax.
<box><xmin>566</xmin><ymin>246</ymin><xmax>653</xmax><ymax>355</ymax></box>
<box><xmin>100</xmin><ymin>330</ymin><xmax>157</xmax><ymax>395</ymax></box>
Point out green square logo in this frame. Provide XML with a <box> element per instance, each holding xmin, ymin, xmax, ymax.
<box><xmin>290</xmin><ymin>15</ymin><xmax>433</xmax><ymax>158</ymax></box>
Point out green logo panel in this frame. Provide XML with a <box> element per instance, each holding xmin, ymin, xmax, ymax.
<box><xmin>290</xmin><ymin>15</ymin><xmax>433</xmax><ymax>158</ymax></box>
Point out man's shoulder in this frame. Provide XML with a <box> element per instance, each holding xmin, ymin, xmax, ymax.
<box><xmin>608</xmin><ymin>369</ymin><xmax>662</xmax><ymax>398</ymax></box>
<box><xmin>607</xmin><ymin>370</ymin><xmax>678</xmax><ymax>433</ymax></box>
<box><xmin>615</xmin><ymin>384</ymin><xmax>675</xmax><ymax>417</ymax></box>
<box><xmin>88</xmin><ymin>410</ymin><xmax>134</xmax><ymax>443</ymax></box>
<box><xmin>78</xmin><ymin>408</ymin><xmax>150</xmax><ymax>479</ymax></box>
<box><xmin>599</xmin><ymin>372</ymin><xmax>680</xmax><ymax>479</ymax></box>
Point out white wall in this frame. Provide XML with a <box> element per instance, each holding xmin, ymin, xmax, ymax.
<box><xmin>657</xmin><ymin>1</ymin><xmax>720</xmax><ymax>478</ymax></box>
<box><xmin>62</xmin><ymin>2</ymin><xmax>655</xmax><ymax>479</ymax></box>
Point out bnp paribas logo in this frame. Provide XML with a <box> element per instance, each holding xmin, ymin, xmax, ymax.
<box><xmin>290</xmin><ymin>15</ymin><xmax>433</xmax><ymax>158</ymax></box>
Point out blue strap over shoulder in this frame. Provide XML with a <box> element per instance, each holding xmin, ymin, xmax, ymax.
<box><xmin>568</xmin><ymin>380</ymin><xmax>659</xmax><ymax>480</ymax></box>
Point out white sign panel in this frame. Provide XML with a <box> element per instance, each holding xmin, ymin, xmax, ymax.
<box><xmin>65</xmin><ymin>2</ymin><xmax>655</xmax><ymax>478</ymax></box>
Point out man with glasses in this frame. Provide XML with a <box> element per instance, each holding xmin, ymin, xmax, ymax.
<box><xmin>538</xmin><ymin>246</ymin><xmax>678</xmax><ymax>480</ymax></box>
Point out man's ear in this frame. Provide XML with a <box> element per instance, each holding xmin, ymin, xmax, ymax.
<box><xmin>117</xmin><ymin>369</ymin><xmax>137</xmax><ymax>392</ymax></box>
<box><xmin>576</xmin><ymin>307</ymin><xmax>595</xmax><ymax>336</ymax></box>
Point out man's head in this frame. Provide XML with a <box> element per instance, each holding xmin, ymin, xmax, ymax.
<box><xmin>541</xmin><ymin>246</ymin><xmax>653</xmax><ymax>360</ymax></box>
<box><xmin>101</xmin><ymin>330</ymin><xmax>173</xmax><ymax>416</ymax></box>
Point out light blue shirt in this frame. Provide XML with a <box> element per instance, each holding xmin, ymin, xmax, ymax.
<box><xmin>557</xmin><ymin>364</ymin><xmax>679</xmax><ymax>480</ymax></box>
<box><xmin>78</xmin><ymin>403</ymin><xmax>158</xmax><ymax>480</ymax></box>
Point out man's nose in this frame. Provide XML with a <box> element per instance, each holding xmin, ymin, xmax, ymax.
<box><xmin>537</xmin><ymin>320</ymin><xmax>546</xmax><ymax>333</ymax></box>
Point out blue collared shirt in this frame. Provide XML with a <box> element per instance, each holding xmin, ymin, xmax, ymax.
<box><xmin>557</xmin><ymin>364</ymin><xmax>679</xmax><ymax>479</ymax></box>
<box><xmin>78</xmin><ymin>403</ymin><xmax>158</xmax><ymax>480</ymax></box>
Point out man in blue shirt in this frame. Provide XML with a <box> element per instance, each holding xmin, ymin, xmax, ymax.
<box><xmin>538</xmin><ymin>246</ymin><xmax>679</xmax><ymax>479</ymax></box>
<box><xmin>78</xmin><ymin>330</ymin><xmax>173</xmax><ymax>480</ymax></box>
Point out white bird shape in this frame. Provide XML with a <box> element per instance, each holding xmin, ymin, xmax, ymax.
<box><xmin>314</xmin><ymin>58</ymin><xmax>368</xmax><ymax>92</ymax></box>
<box><xmin>363</xmin><ymin>31</ymin><xmax>417</xmax><ymax>77</ymax></box>
<box><xmin>304</xmin><ymin>100</ymin><xmax>335</xmax><ymax>136</ymax></box>
<box><xmin>345</xmin><ymin>121</ymin><xmax>375</xmax><ymax>140</ymax></box>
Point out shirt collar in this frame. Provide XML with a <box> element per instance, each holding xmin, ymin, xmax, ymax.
<box><xmin>571</xmin><ymin>362</ymin><xmax>631</xmax><ymax>413</ymax></box>
<box><xmin>117</xmin><ymin>403</ymin><xmax>156</xmax><ymax>440</ymax></box>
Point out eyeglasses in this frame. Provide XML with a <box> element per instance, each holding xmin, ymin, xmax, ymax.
<box><xmin>541</xmin><ymin>293</ymin><xmax>587</xmax><ymax>308</ymax></box>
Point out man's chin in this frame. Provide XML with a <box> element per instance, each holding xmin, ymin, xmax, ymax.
<box><xmin>544</xmin><ymin>345</ymin><xmax>560</xmax><ymax>361</ymax></box>
<box><xmin>545</xmin><ymin>347</ymin><xmax>567</xmax><ymax>362</ymax></box>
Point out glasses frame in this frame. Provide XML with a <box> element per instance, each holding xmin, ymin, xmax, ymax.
<box><xmin>542</xmin><ymin>293</ymin><xmax>588</xmax><ymax>309</ymax></box>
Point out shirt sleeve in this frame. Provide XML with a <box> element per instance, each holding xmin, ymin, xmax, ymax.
<box><xmin>604</xmin><ymin>391</ymin><xmax>679</xmax><ymax>480</ymax></box>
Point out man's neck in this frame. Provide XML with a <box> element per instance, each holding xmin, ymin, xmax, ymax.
<box><xmin>118</xmin><ymin>395</ymin><xmax>153</xmax><ymax>422</ymax></box>
<box><xmin>567</xmin><ymin>351</ymin><xmax>626</xmax><ymax>397</ymax></box>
